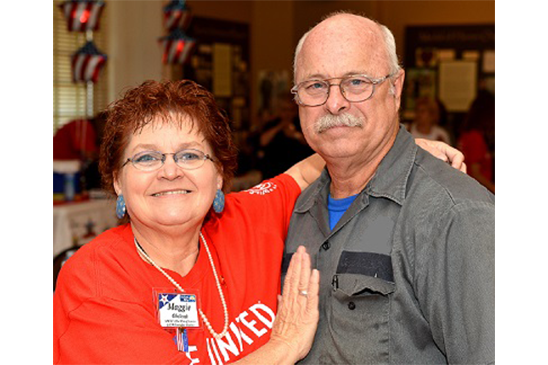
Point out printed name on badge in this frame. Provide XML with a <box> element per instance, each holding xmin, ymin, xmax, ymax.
<box><xmin>158</xmin><ymin>293</ymin><xmax>200</xmax><ymax>328</ymax></box>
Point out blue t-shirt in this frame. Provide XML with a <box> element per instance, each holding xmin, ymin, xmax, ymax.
<box><xmin>327</xmin><ymin>193</ymin><xmax>358</xmax><ymax>230</ymax></box>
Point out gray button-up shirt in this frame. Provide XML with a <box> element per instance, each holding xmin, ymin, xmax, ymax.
<box><xmin>284</xmin><ymin>127</ymin><xmax>495</xmax><ymax>364</ymax></box>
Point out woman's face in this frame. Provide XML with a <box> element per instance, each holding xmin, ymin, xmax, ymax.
<box><xmin>114</xmin><ymin>115</ymin><xmax>222</xmax><ymax>231</ymax></box>
<box><xmin>415</xmin><ymin>104</ymin><xmax>435</xmax><ymax>127</ymax></box>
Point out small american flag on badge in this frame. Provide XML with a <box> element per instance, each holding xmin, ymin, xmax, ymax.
<box><xmin>159</xmin><ymin>28</ymin><xmax>196</xmax><ymax>65</ymax></box>
<box><xmin>158</xmin><ymin>294</ymin><xmax>178</xmax><ymax>309</ymax></box>
<box><xmin>71</xmin><ymin>41</ymin><xmax>107</xmax><ymax>83</ymax></box>
<box><xmin>163</xmin><ymin>0</ymin><xmax>192</xmax><ymax>31</ymax></box>
<box><xmin>59</xmin><ymin>0</ymin><xmax>105</xmax><ymax>32</ymax></box>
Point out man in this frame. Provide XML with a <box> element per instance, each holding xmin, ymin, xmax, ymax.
<box><xmin>283</xmin><ymin>12</ymin><xmax>494</xmax><ymax>364</ymax></box>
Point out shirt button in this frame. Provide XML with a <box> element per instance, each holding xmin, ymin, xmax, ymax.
<box><xmin>348</xmin><ymin>301</ymin><xmax>356</xmax><ymax>310</ymax></box>
<box><xmin>322</xmin><ymin>241</ymin><xmax>330</xmax><ymax>250</ymax></box>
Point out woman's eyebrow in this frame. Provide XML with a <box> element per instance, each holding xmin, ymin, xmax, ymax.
<box><xmin>131</xmin><ymin>141</ymin><xmax>203</xmax><ymax>153</ymax></box>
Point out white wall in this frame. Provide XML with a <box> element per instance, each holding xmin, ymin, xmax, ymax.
<box><xmin>106</xmin><ymin>0</ymin><xmax>164</xmax><ymax>102</ymax></box>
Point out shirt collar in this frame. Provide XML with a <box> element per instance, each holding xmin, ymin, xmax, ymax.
<box><xmin>294</xmin><ymin>125</ymin><xmax>416</xmax><ymax>212</ymax></box>
<box><xmin>365</xmin><ymin>125</ymin><xmax>417</xmax><ymax>205</ymax></box>
<box><xmin>294</xmin><ymin>168</ymin><xmax>331</xmax><ymax>213</ymax></box>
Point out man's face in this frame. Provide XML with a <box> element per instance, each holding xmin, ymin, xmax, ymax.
<box><xmin>294</xmin><ymin>16</ymin><xmax>405</xmax><ymax>163</ymax></box>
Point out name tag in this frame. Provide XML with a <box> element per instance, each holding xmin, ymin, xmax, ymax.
<box><xmin>157</xmin><ymin>293</ymin><xmax>200</xmax><ymax>328</ymax></box>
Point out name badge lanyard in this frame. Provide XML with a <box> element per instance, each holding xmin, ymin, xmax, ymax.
<box><xmin>135</xmin><ymin>234</ymin><xmax>229</xmax><ymax>351</ymax></box>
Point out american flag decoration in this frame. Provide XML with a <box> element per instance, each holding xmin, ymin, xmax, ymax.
<box><xmin>59</xmin><ymin>0</ymin><xmax>105</xmax><ymax>32</ymax></box>
<box><xmin>163</xmin><ymin>0</ymin><xmax>192</xmax><ymax>31</ymax></box>
<box><xmin>71</xmin><ymin>41</ymin><xmax>107</xmax><ymax>83</ymax></box>
<box><xmin>159</xmin><ymin>28</ymin><xmax>196</xmax><ymax>65</ymax></box>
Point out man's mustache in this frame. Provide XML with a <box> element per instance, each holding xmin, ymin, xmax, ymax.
<box><xmin>314</xmin><ymin>113</ymin><xmax>364</xmax><ymax>134</ymax></box>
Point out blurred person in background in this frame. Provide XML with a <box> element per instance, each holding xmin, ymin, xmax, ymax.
<box><xmin>258</xmin><ymin>93</ymin><xmax>314</xmax><ymax>179</ymax></box>
<box><xmin>407</xmin><ymin>96</ymin><xmax>451</xmax><ymax>144</ymax></box>
<box><xmin>458</xmin><ymin>90</ymin><xmax>495</xmax><ymax>193</ymax></box>
<box><xmin>53</xmin><ymin>118</ymin><xmax>98</xmax><ymax>161</ymax></box>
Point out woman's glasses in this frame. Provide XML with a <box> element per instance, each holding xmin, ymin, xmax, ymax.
<box><xmin>122</xmin><ymin>149</ymin><xmax>215</xmax><ymax>172</ymax></box>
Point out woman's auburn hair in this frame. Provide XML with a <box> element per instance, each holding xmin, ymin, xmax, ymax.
<box><xmin>99</xmin><ymin>79</ymin><xmax>238</xmax><ymax>197</ymax></box>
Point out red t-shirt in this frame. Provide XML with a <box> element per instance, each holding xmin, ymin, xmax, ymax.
<box><xmin>53</xmin><ymin>119</ymin><xmax>98</xmax><ymax>160</ymax></box>
<box><xmin>458</xmin><ymin>130</ymin><xmax>494</xmax><ymax>182</ymax></box>
<box><xmin>53</xmin><ymin>174</ymin><xmax>301</xmax><ymax>364</ymax></box>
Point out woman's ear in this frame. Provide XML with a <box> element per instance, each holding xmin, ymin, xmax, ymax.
<box><xmin>113</xmin><ymin>172</ymin><xmax>122</xmax><ymax>196</ymax></box>
<box><xmin>217</xmin><ymin>174</ymin><xmax>223</xmax><ymax>191</ymax></box>
<box><xmin>215</xmin><ymin>163</ymin><xmax>224</xmax><ymax>191</ymax></box>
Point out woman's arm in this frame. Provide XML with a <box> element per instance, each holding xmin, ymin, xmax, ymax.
<box><xmin>284</xmin><ymin>139</ymin><xmax>466</xmax><ymax>193</ymax></box>
<box><xmin>415</xmin><ymin>138</ymin><xmax>467</xmax><ymax>173</ymax></box>
<box><xmin>233</xmin><ymin>246</ymin><xmax>320</xmax><ymax>365</ymax></box>
<box><xmin>285</xmin><ymin>153</ymin><xmax>326</xmax><ymax>192</ymax></box>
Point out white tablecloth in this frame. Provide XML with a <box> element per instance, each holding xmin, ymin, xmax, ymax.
<box><xmin>53</xmin><ymin>199</ymin><xmax>118</xmax><ymax>257</ymax></box>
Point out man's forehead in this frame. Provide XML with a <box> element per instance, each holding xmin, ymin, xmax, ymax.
<box><xmin>296</xmin><ymin>38</ymin><xmax>385</xmax><ymax>81</ymax></box>
<box><xmin>310</xmin><ymin>14</ymin><xmax>381</xmax><ymax>42</ymax></box>
<box><xmin>300</xmin><ymin>17</ymin><xmax>382</xmax><ymax>57</ymax></box>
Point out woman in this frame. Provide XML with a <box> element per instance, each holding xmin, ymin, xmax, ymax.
<box><xmin>458</xmin><ymin>90</ymin><xmax>495</xmax><ymax>193</ymax></box>
<box><xmin>407</xmin><ymin>97</ymin><xmax>451</xmax><ymax>145</ymax></box>
<box><xmin>54</xmin><ymin>79</ymin><xmax>323</xmax><ymax>364</ymax></box>
<box><xmin>53</xmin><ymin>80</ymin><xmax>464</xmax><ymax>364</ymax></box>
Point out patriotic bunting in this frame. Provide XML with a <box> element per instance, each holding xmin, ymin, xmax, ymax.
<box><xmin>159</xmin><ymin>28</ymin><xmax>196</xmax><ymax>65</ymax></box>
<box><xmin>163</xmin><ymin>0</ymin><xmax>192</xmax><ymax>31</ymax></box>
<box><xmin>59</xmin><ymin>0</ymin><xmax>105</xmax><ymax>32</ymax></box>
<box><xmin>71</xmin><ymin>41</ymin><xmax>107</xmax><ymax>83</ymax></box>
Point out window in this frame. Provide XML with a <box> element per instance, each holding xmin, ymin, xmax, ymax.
<box><xmin>53</xmin><ymin>0</ymin><xmax>109</xmax><ymax>133</ymax></box>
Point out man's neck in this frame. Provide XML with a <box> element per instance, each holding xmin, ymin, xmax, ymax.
<box><xmin>326</xmin><ymin>156</ymin><xmax>379</xmax><ymax>199</ymax></box>
<box><xmin>326</xmin><ymin>134</ymin><xmax>397</xmax><ymax>200</ymax></box>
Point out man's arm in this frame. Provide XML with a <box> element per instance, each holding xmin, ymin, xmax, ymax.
<box><xmin>418</xmin><ymin>201</ymin><xmax>495</xmax><ymax>363</ymax></box>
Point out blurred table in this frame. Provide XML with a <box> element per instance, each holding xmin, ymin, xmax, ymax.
<box><xmin>53</xmin><ymin>199</ymin><xmax>118</xmax><ymax>257</ymax></box>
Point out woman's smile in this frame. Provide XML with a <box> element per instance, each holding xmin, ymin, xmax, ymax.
<box><xmin>151</xmin><ymin>189</ymin><xmax>192</xmax><ymax>197</ymax></box>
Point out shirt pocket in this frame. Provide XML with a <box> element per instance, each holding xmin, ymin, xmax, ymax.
<box><xmin>327</xmin><ymin>258</ymin><xmax>395</xmax><ymax>364</ymax></box>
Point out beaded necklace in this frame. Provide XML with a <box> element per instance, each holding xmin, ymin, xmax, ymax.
<box><xmin>134</xmin><ymin>232</ymin><xmax>229</xmax><ymax>339</ymax></box>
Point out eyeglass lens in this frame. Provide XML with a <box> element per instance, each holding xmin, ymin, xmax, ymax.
<box><xmin>130</xmin><ymin>150</ymin><xmax>209</xmax><ymax>171</ymax></box>
<box><xmin>297</xmin><ymin>76</ymin><xmax>379</xmax><ymax>106</ymax></box>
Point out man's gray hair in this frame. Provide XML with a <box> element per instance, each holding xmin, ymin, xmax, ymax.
<box><xmin>293</xmin><ymin>11</ymin><xmax>402</xmax><ymax>82</ymax></box>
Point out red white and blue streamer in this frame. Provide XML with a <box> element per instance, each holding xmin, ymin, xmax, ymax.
<box><xmin>71</xmin><ymin>41</ymin><xmax>107</xmax><ymax>83</ymax></box>
<box><xmin>159</xmin><ymin>29</ymin><xmax>196</xmax><ymax>65</ymax></box>
<box><xmin>163</xmin><ymin>0</ymin><xmax>192</xmax><ymax>31</ymax></box>
<box><xmin>59</xmin><ymin>0</ymin><xmax>105</xmax><ymax>32</ymax></box>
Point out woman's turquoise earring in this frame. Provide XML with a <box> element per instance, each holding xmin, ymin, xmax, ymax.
<box><xmin>116</xmin><ymin>195</ymin><xmax>126</xmax><ymax>219</ymax></box>
<box><xmin>212</xmin><ymin>189</ymin><xmax>225</xmax><ymax>213</ymax></box>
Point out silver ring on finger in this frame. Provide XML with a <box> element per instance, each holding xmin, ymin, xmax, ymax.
<box><xmin>299</xmin><ymin>290</ymin><xmax>308</xmax><ymax>297</ymax></box>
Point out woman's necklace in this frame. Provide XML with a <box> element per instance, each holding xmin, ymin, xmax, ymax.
<box><xmin>134</xmin><ymin>232</ymin><xmax>229</xmax><ymax>339</ymax></box>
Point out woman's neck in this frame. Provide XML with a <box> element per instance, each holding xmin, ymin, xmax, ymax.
<box><xmin>131</xmin><ymin>222</ymin><xmax>201</xmax><ymax>278</ymax></box>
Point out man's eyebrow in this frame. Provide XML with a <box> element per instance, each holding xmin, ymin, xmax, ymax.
<box><xmin>301</xmin><ymin>71</ymin><xmax>371</xmax><ymax>81</ymax></box>
<box><xmin>303</xmin><ymin>73</ymin><xmax>326</xmax><ymax>80</ymax></box>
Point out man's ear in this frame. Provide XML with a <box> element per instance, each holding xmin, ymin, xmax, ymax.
<box><xmin>392</xmin><ymin>69</ymin><xmax>406</xmax><ymax>109</ymax></box>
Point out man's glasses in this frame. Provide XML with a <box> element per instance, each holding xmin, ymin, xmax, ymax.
<box><xmin>122</xmin><ymin>149</ymin><xmax>215</xmax><ymax>172</ymax></box>
<box><xmin>290</xmin><ymin>73</ymin><xmax>396</xmax><ymax>107</ymax></box>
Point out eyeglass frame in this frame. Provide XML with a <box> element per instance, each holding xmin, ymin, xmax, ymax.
<box><xmin>121</xmin><ymin>148</ymin><xmax>216</xmax><ymax>172</ymax></box>
<box><xmin>290</xmin><ymin>72</ymin><xmax>397</xmax><ymax>107</ymax></box>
